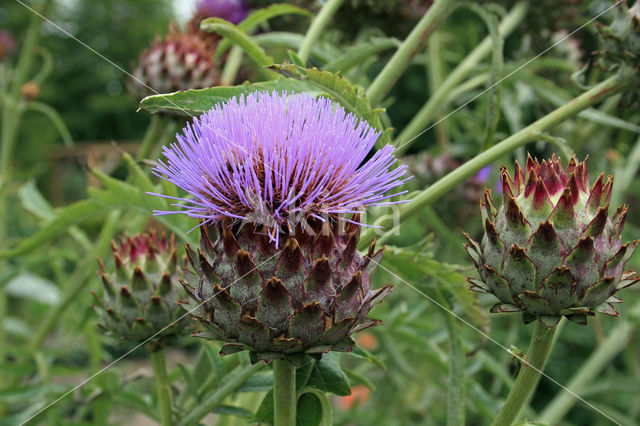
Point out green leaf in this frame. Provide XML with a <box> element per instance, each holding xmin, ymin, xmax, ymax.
<box><xmin>201</xmin><ymin>18</ymin><xmax>275</xmax><ymax>68</ymax></box>
<box><xmin>5</xmin><ymin>273</ymin><xmax>60</xmax><ymax>305</ymax></box>
<box><xmin>213</xmin><ymin>404</ymin><xmax>254</xmax><ymax>418</ymax></box>
<box><xmin>253</xmin><ymin>32</ymin><xmax>331</xmax><ymax>63</ymax></box>
<box><xmin>18</xmin><ymin>181</ymin><xmax>93</xmax><ymax>250</ymax></box>
<box><xmin>0</xmin><ymin>199</ymin><xmax>104</xmax><ymax>258</ymax></box>
<box><xmin>382</xmin><ymin>246</ymin><xmax>489</xmax><ymax>332</ymax></box>
<box><xmin>176</xmin><ymin>364</ymin><xmax>198</xmax><ymax>401</ymax></box>
<box><xmin>342</xmin><ymin>368</ymin><xmax>375</xmax><ymax>391</ymax></box>
<box><xmin>306</xmin><ymin>353</ymin><xmax>350</xmax><ymax>396</ymax></box>
<box><xmin>297</xmin><ymin>389</ymin><xmax>333</xmax><ymax>426</ymax></box>
<box><xmin>139</xmin><ymin>79</ymin><xmax>316</xmax><ymax>116</ymax></box>
<box><xmin>323</xmin><ymin>38</ymin><xmax>401</xmax><ymax>73</ymax></box>
<box><xmin>237</xmin><ymin>372</ymin><xmax>273</xmax><ymax>392</ymax></box>
<box><xmin>269</xmin><ymin>63</ymin><xmax>392</xmax><ymax>147</ymax></box>
<box><xmin>215</xmin><ymin>4</ymin><xmax>312</xmax><ymax>59</ymax></box>
<box><xmin>348</xmin><ymin>346</ymin><xmax>386</xmax><ymax>370</ymax></box>
<box><xmin>296</xmin><ymin>392</ymin><xmax>322</xmax><ymax>426</ymax></box>
<box><xmin>253</xmin><ymin>389</ymin><xmax>275</xmax><ymax>424</ymax></box>
<box><xmin>88</xmin><ymin>168</ymin><xmax>197</xmax><ymax>246</ymax></box>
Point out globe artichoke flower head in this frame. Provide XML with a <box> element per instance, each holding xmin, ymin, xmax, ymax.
<box><xmin>151</xmin><ymin>91</ymin><xmax>409</xmax><ymax>364</ymax></box>
<box><xmin>465</xmin><ymin>155</ymin><xmax>640</xmax><ymax>328</ymax></box>
<box><xmin>92</xmin><ymin>232</ymin><xmax>189</xmax><ymax>347</ymax></box>
<box><xmin>128</xmin><ymin>24</ymin><xmax>219</xmax><ymax>99</ymax></box>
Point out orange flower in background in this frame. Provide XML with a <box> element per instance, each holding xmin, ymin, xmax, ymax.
<box><xmin>355</xmin><ymin>332</ymin><xmax>378</xmax><ymax>350</ymax></box>
<box><xmin>337</xmin><ymin>385</ymin><xmax>371</xmax><ymax>410</ymax></box>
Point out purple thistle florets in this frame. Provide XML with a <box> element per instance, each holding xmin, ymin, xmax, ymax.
<box><xmin>194</xmin><ymin>0</ymin><xmax>249</xmax><ymax>25</ymax></box>
<box><xmin>151</xmin><ymin>92</ymin><xmax>409</xmax><ymax>246</ymax></box>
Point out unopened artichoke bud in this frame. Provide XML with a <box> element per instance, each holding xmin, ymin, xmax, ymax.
<box><xmin>151</xmin><ymin>92</ymin><xmax>409</xmax><ymax>364</ymax></box>
<box><xmin>0</xmin><ymin>30</ymin><xmax>16</xmax><ymax>61</ymax></box>
<box><xmin>464</xmin><ymin>155</ymin><xmax>640</xmax><ymax>328</ymax></box>
<box><xmin>92</xmin><ymin>232</ymin><xmax>188</xmax><ymax>344</ymax></box>
<box><xmin>128</xmin><ymin>27</ymin><xmax>219</xmax><ymax>99</ymax></box>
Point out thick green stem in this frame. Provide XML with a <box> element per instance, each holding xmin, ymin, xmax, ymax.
<box><xmin>136</xmin><ymin>115</ymin><xmax>165</xmax><ymax>160</ymax></box>
<box><xmin>433</xmin><ymin>290</ymin><xmax>466</xmax><ymax>426</ymax></box>
<box><xmin>395</xmin><ymin>1</ymin><xmax>528</xmax><ymax>152</ymax></box>
<box><xmin>539</xmin><ymin>321</ymin><xmax>634</xmax><ymax>424</ymax></box>
<box><xmin>297</xmin><ymin>0</ymin><xmax>344</xmax><ymax>64</ymax></box>
<box><xmin>177</xmin><ymin>361</ymin><xmax>263</xmax><ymax>426</ymax></box>
<box><xmin>151</xmin><ymin>347</ymin><xmax>173</xmax><ymax>426</ymax></box>
<box><xmin>492</xmin><ymin>321</ymin><xmax>557</xmax><ymax>426</ymax></box>
<box><xmin>360</xmin><ymin>71</ymin><xmax>637</xmax><ymax>249</ymax></box>
<box><xmin>366</xmin><ymin>0</ymin><xmax>459</xmax><ymax>106</ymax></box>
<box><xmin>273</xmin><ymin>359</ymin><xmax>297</xmax><ymax>426</ymax></box>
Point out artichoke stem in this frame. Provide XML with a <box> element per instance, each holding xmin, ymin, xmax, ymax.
<box><xmin>150</xmin><ymin>346</ymin><xmax>173</xmax><ymax>426</ymax></box>
<box><xmin>492</xmin><ymin>321</ymin><xmax>557</xmax><ymax>426</ymax></box>
<box><xmin>273</xmin><ymin>359</ymin><xmax>297</xmax><ymax>426</ymax></box>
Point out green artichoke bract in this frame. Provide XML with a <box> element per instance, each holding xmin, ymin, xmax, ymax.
<box><xmin>465</xmin><ymin>155</ymin><xmax>640</xmax><ymax>328</ymax></box>
<box><xmin>92</xmin><ymin>232</ymin><xmax>188</xmax><ymax>345</ymax></box>
<box><xmin>182</xmin><ymin>219</ymin><xmax>391</xmax><ymax>364</ymax></box>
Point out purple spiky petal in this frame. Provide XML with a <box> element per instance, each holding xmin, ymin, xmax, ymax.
<box><xmin>151</xmin><ymin>92</ymin><xmax>409</xmax><ymax>246</ymax></box>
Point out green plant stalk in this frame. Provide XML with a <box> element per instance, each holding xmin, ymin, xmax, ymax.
<box><xmin>360</xmin><ymin>71</ymin><xmax>638</xmax><ymax>249</ymax></box>
<box><xmin>0</xmin><ymin>1</ymin><xmax>52</xmax><ymax>414</ymax></box>
<box><xmin>492</xmin><ymin>321</ymin><xmax>557</xmax><ymax>426</ymax></box>
<box><xmin>433</xmin><ymin>290</ymin><xmax>466</xmax><ymax>426</ymax></box>
<box><xmin>297</xmin><ymin>0</ymin><xmax>344</xmax><ymax>64</ymax></box>
<box><xmin>136</xmin><ymin>115</ymin><xmax>165</xmax><ymax>160</ymax></box>
<box><xmin>539</xmin><ymin>321</ymin><xmax>634</xmax><ymax>423</ymax></box>
<box><xmin>273</xmin><ymin>359</ymin><xmax>297</xmax><ymax>426</ymax></box>
<box><xmin>177</xmin><ymin>361</ymin><xmax>263</xmax><ymax>426</ymax></box>
<box><xmin>220</xmin><ymin>45</ymin><xmax>245</xmax><ymax>86</ymax></box>
<box><xmin>26</xmin><ymin>101</ymin><xmax>74</xmax><ymax>147</ymax></box>
<box><xmin>366</xmin><ymin>0</ymin><xmax>459</xmax><ymax>106</ymax></box>
<box><xmin>151</xmin><ymin>347</ymin><xmax>173</xmax><ymax>426</ymax></box>
<box><xmin>1</xmin><ymin>0</ymin><xmax>52</xmax><ymax>181</ymax></box>
<box><xmin>426</xmin><ymin>32</ymin><xmax>449</xmax><ymax>149</ymax></box>
<box><xmin>394</xmin><ymin>1</ymin><xmax>528</xmax><ymax>152</ymax></box>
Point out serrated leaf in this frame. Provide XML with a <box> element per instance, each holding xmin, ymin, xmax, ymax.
<box><xmin>306</xmin><ymin>353</ymin><xmax>350</xmax><ymax>396</ymax></box>
<box><xmin>139</xmin><ymin>79</ymin><xmax>316</xmax><ymax>116</ymax></box>
<box><xmin>269</xmin><ymin>63</ymin><xmax>392</xmax><ymax>147</ymax></box>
